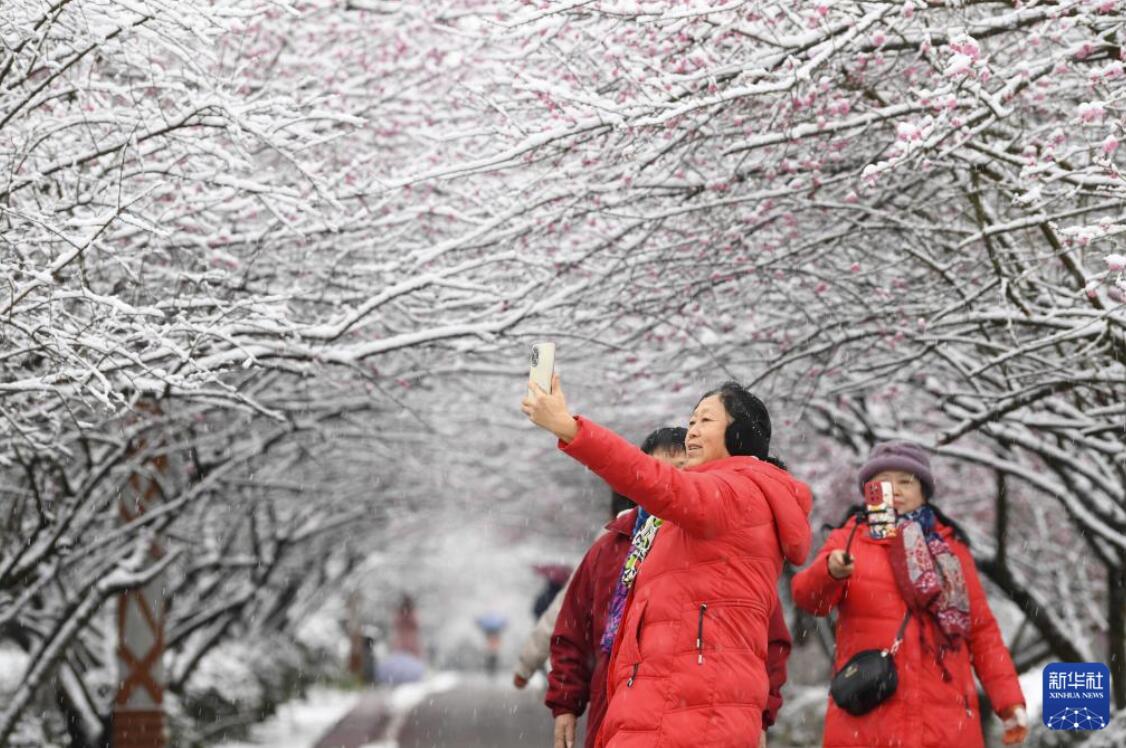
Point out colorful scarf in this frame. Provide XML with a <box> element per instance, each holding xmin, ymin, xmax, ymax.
<box><xmin>888</xmin><ymin>505</ymin><xmax>971</xmax><ymax>652</ymax></box>
<box><xmin>600</xmin><ymin>509</ymin><xmax>662</xmax><ymax>654</ymax></box>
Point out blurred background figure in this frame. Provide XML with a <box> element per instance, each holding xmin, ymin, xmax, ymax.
<box><xmin>393</xmin><ymin>594</ymin><xmax>422</xmax><ymax>658</ymax></box>
<box><xmin>346</xmin><ymin>591</ymin><xmax>366</xmax><ymax>682</ymax></box>
<box><xmin>361</xmin><ymin>624</ymin><xmax>383</xmax><ymax>686</ymax></box>
<box><xmin>476</xmin><ymin>611</ymin><xmax>509</xmax><ymax>676</ymax></box>
<box><xmin>513</xmin><ymin>563</ymin><xmax>574</xmax><ymax>688</ymax></box>
<box><xmin>376</xmin><ymin>594</ymin><xmax>425</xmax><ymax>685</ymax></box>
<box><xmin>532</xmin><ymin>563</ymin><xmax>573</xmax><ymax>619</ymax></box>
<box><xmin>514</xmin><ymin>575</ymin><xmax>572</xmax><ymax>689</ymax></box>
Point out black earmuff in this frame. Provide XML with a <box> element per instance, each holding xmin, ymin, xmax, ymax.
<box><xmin>725</xmin><ymin>419</ymin><xmax>757</xmax><ymax>457</ymax></box>
<box><xmin>721</xmin><ymin>387</ymin><xmax>771</xmax><ymax>459</ymax></box>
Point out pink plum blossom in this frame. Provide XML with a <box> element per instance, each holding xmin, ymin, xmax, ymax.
<box><xmin>945</xmin><ymin>53</ymin><xmax>973</xmax><ymax>78</ymax></box>
<box><xmin>1078</xmin><ymin>101</ymin><xmax>1106</xmax><ymax>122</ymax></box>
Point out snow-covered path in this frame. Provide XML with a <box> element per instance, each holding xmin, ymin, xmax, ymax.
<box><xmin>395</xmin><ymin>673</ymin><xmax>577</xmax><ymax>748</ymax></box>
<box><xmin>214</xmin><ymin>687</ymin><xmax>363</xmax><ymax>748</ymax></box>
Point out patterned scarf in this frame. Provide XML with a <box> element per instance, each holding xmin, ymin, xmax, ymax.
<box><xmin>600</xmin><ymin>509</ymin><xmax>662</xmax><ymax>654</ymax></box>
<box><xmin>888</xmin><ymin>505</ymin><xmax>971</xmax><ymax>652</ymax></box>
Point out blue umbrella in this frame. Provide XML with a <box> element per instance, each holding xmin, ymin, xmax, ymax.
<box><xmin>475</xmin><ymin>612</ymin><xmax>508</xmax><ymax>634</ymax></box>
<box><xmin>376</xmin><ymin>650</ymin><xmax>425</xmax><ymax>685</ymax></box>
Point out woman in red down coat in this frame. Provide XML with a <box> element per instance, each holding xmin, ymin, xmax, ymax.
<box><xmin>546</xmin><ymin>500</ymin><xmax>797</xmax><ymax>748</ymax></box>
<box><xmin>523</xmin><ymin>376</ymin><xmax>814</xmax><ymax>748</ymax></box>
<box><xmin>792</xmin><ymin>442</ymin><xmax>1028</xmax><ymax>748</ymax></box>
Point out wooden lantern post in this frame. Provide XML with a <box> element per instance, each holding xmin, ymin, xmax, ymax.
<box><xmin>112</xmin><ymin>409</ymin><xmax>168</xmax><ymax>748</ymax></box>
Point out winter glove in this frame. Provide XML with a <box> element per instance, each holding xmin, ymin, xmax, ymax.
<box><xmin>1000</xmin><ymin>705</ymin><xmax>1029</xmax><ymax>745</ymax></box>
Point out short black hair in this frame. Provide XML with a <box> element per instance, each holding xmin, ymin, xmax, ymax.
<box><xmin>640</xmin><ymin>426</ymin><xmax>687</xmax><ymax>455</ymax></box>
<box><xmin>611</xmin><ymin>427</ymin><xmax>688</xmax><ymax>517</ymax></box>
<box><xmin>610</xmin><ymin>491</ymin><xmax>634</xmax><ymax>516</ymax></box>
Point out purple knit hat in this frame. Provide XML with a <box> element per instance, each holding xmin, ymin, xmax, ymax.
<box><xmin>857</xmin><ymin>441</ymin><xmax>935</xmax><ymax>499</ymax></box>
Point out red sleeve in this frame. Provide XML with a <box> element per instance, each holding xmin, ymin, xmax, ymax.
<box><xmin>791</xmin><ymin>522</ymin><xmax>853</xmax><ymax>616</ymax></box>
<box><xmin>762</xmin><ymin>601</ymin><xmax>792</xmax><ymax>729</ymax></box>
<box><xmin>959</xmin><ymin>545</ymin><xmax>1025</xmax><ymax>715</ymax></box>
<box><xmin>545</xmin><ymin>535</ymin><xmax>602</xmax><ymax>717</ymax></box>
<box><xmin>560</xmin><ymin>418</ymin><xmax>811</xmax><ymax>565</ymax></box>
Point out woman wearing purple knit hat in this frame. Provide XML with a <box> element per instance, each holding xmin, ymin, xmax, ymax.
<box><xmin>792</xmin><ymin>441</ymin><xmax>1029</xmax><ymax>748</ymax></box>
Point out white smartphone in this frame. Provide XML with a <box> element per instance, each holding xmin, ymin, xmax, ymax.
<box><xmin>528</xmin><ymin>342</ymin><xmax>555</xmax><ymax>394</ymax></box>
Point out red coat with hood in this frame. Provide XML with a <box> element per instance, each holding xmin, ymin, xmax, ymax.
<box><xmin>557</xmin><ymin>418</ymin><xmax>813</xmax><ymax>748</ymax></box>
<box><xmin>546</xmin><ymin>508</ymin><xmax>795</xmax><ymax>748</ymax></box>
<box><xmin>791</xmin><ymin>515</ymin><xmax>1025</xmax><ymax>748</ymax></box>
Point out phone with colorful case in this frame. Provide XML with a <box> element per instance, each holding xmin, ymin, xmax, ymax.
<box><xmin>863</xmin><ymin>480</ymin><xmax>897</xmax><ymax>540</ymax></box>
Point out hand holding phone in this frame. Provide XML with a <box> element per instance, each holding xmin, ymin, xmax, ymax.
<box><xmin>528</xmin><ymin>342</ymin><xmax>555</xmax><ymax>396</ymax></box>
<box><xmin>521</xmin><ymin>344</ymin><xmax>578</xmax><ymax>443</ymax></box>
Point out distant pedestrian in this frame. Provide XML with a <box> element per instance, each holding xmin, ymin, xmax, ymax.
<box><xmin>476</xmin><ymin>612</ymin><xmax>508</xmax><ymax>677</ymax></box>
<box><xmin>533</xmin><ymin>564</ymin><xmax>571</xmax><ymax>620</ymax></box>
<box><xmin>514</xmin><ymin>574</ymin><xmax>571</xmax><ymax>689</ymax></box>
<box><xmin>361</xmin><ymin>628</ymin><xmax>379</xmax><ymax>685</ymax></box>
<box><xmin>514</xmin><ymin>562</ymin><xmax>573</xmax><ymax>688</ymax></box>
<box><xmin>392</xmin><ymin>594</ymin><xmax>422</xmax><ymax>658</ymax></box>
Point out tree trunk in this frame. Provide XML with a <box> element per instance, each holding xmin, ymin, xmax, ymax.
<box><xmin>1109</xmin><ymin>550</ymin><xmax>1126</xmax><ymax>710</ymax></box>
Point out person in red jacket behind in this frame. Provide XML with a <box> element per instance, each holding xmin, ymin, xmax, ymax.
<box><xmin>523</xmin><ymin>376</ymin><xmax>813</xmax><ymax>748</ymax></box>
<box><xmin>547</xmin><ymin>427</ymin><xmax>688</xmax><ymax>748</ymax></box>
<box><xmin>792</xmin><ymin>442</ymin><xmax>1029</xmax><ymax>748</ymax></box>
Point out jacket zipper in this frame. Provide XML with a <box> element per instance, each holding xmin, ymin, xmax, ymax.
<box><xmin>696</xmin><ymin>603</ymin><xmax>708</xmax><ymax>665</ymax></box>
<box><xmin>627</xmin><ymin>663</ymin><xmax>639</xmax><ymax>687</ymax></box>
<box><xmin>963</xmin><ymin>693</ymin><xmax>973</xmax><ymax>717</ymax></box>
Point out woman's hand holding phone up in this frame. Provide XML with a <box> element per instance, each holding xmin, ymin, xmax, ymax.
<box><xmin>522</xmin><ymin>372</ymin><xmax>579</xmax><ymax>443</ymax></box>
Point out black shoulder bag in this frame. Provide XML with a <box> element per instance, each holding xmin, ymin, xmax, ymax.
<box><xmin>829</xmin><ymin>611</ymin><xmax>911</xmax><ymax>716</ymax></box>
<box><xmin>827</xmin><ymin>519</ymin><xmax>913</xmax><ymax>716</ymax></box>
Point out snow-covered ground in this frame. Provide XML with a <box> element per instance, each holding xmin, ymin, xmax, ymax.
<box><xmin>360</xmin><ymin>672</ymin><xmax>460</xmax><ymax>748</ymax></box>
<box><xmin>212</xmin><ymin>673</ymin><xmax>461</xmax><ymax>748</ymax></box>
<box><xmin>212</xmin><ymin>687</ymin><xmax>362</xmax><ymax>748</ymax></box>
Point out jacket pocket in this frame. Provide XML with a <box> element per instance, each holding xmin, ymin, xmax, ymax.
<box><xmin>694</xmin><ymin>598</ymin><xmax>768</xmax><ymax>659</ymax></box>
<box><xmin>618</xmin><ymin>597</ymin><xmax>648</xmax><ymax>680</ymax></box>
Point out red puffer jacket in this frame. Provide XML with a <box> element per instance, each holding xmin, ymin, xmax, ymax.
<box><xmin>546</xmin><ymin>509</ymin><xmax>795</xmax><ymax>748</ymax></box>
<box><xmin>558</xmin><ymin>418</ymin><xmax>813</xmax><ymax>748</ymax></box>
<box><xmin>792</xmin><ymin>516</ymin><xmax>1025</xmax><ymax>748</ymax></box>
